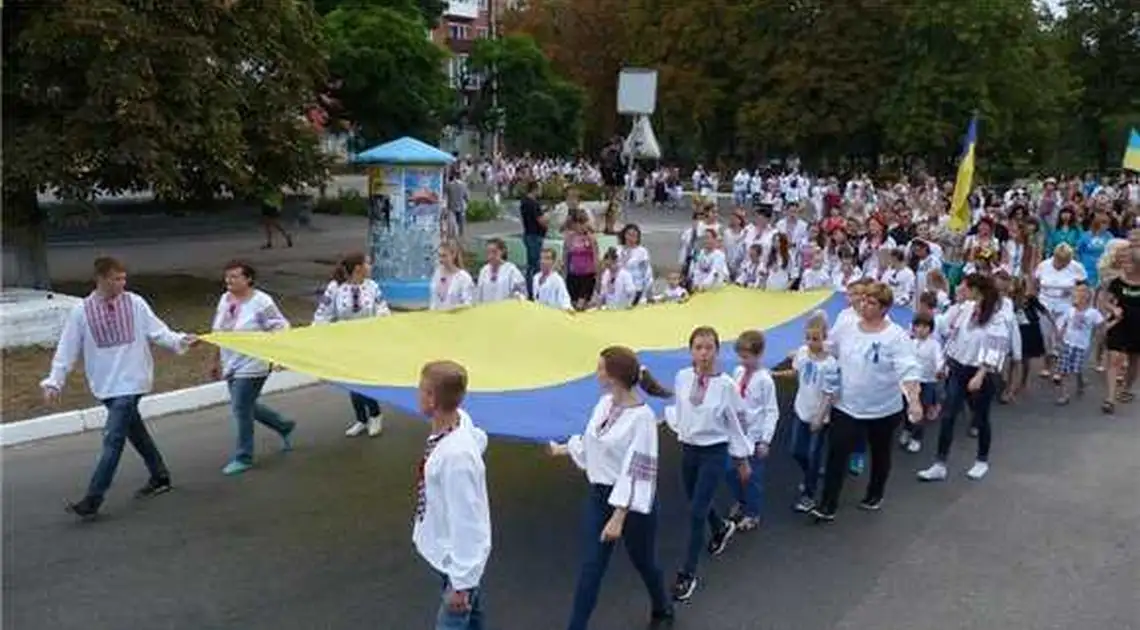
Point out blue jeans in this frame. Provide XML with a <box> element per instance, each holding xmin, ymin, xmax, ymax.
<box><xmin>679</xmin><ymin>443</ymin><xmax>729</xmax><ymax>575</ymax></box>
<box><xmin>436</xmin><ymin>577</ymin><xmax>484</xmax><ymax>630</ymax></box>
<box><xmin>567</xmin><ymin>484</ymin><xmax>670</xmax><ymax>630</ymax></box>
<box><xmin>725</xmin><ymin>451</ymin><xmax>765</xmax><ymax>518</ymax></box>
<box><xmin>349</xmin><ymin>392</ymin><xmax>380</xmax><ymax>424</ymax></box>
<box><xmin>227</xmin><ymin>376</ymin><xmax>294</xmax><ymax>464</ymax></box>
<box><xmin>937</xmin><ymin>360</ymin><xmax>995</xmax><ymax>462</ymax></box>
<box><xmin>789</xmin><ymin>421</ymin><xmax>827</xmax><ymax>499</ymax></box>
<box><xmin>523</xmin><ymin>234</ymin><xmax>544</xmax><ymax>298</ymax></box>
<box><xmin>86</xmin><ymin>394</ymin><xmax>169</xmax><ymax>504</ymax></box>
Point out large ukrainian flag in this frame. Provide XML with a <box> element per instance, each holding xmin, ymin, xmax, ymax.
<box><xmin>948</xmin><ymin>116</ymin><xmax>978</xmax><ymax>233</ymax></box>
<box><xmin>1123</xmin><ymin>128</ymin><xmax>1140</xmax><ymax>172</ymax></box>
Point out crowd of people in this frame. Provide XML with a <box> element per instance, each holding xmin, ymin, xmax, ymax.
<box><xmin>37</xmin><ymin>162</ymin><xmax>1140</xmax><ymax>629</ymax></box>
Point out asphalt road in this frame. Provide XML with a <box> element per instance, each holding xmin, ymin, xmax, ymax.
<box><xmin>4</xmin><ymin>382</ymin><xmax>1138</xmax><ymax>630</ymax></box>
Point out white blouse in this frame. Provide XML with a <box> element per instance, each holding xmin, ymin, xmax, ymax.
<box><xmin>732</xmin><ymin>366</ymin><xmax>779</xmax><ymax>446</ymax></box>
<box><xmin>764</xmin><ymin>254</ymin><xmax>799</xmax><ymax>291</ymax></box>
<box><xmin>211</xmin><ymin>290</ymin><xmax>290</xmax><ymax>378</ymax></box>
<box><xmin>734</xmin><ymin>258</ymin><xmax>765</xmax><ymax>288</ymax></box>
<box><xmin>663</xmin><ymin>368</ymin><xmax>751</xmax><ymax>458</ymax></box>
<box><xmin>826</xmin><ymin>321</ymin><xmax>920</xmax><ymax>419</ymax></box>
<box><xmin>42</xmin><ymin>292</ymin><xmax>190</xmax><ymax>399</ymax></box>
<box><xmin>690</xmin><ymin>249</ymin><xmax>730</xmax><ymax>290</ymax></box>
<box><xmin>475</xmin><ymin>262</ymin><xmax>527</xmax><ymax>303</ymax></box>
<box><xmin>430</xmin><ymin>268</ymin><xmax>475</xmax><ymax>311</ymax></box>
<box><xmin>1034</xmin><ymin>259</ymin><xmax>1088</xmax><ymax>316</ymax></box>
<box><xmin>942</xmin><ymin>301</ymin><xmax>1012</xmax><ymax>369</ymax></box>
<box><xmin>618</xmin><ymin>245</ymin><xmax>654</xmax><ymax>295</ymax></box>
<box><xmin>566</xmin><ymin>396</ymin><xmax>659</xmax><ymax>515</ymax></box>
<box><xmin>881</xmin><ymin>266</ymin><xmax>917</xmax><ymax>306</ymax></box>
<box><xmin>597</xmin><ymin>267</ymin><xmax>638</xmax><ymax>309</ymax></box>
<box><xmin>722</xmin><ymin>229</ymin><xmax>749</xmax><ymax>274</ymax></box>
<box><xmin>799</xmin><ymin>267</ymin><xmax>831</xmax><ymax>291</ymax></box>
<box><xmin>313</xmin><ymin>279</ymin><xmax>390</xmax><ymax>324</ymax></box>
<box><xmin>532</xmin><ymin>270</ymin><xmax>573</xmax><ymax>310</ymax></box>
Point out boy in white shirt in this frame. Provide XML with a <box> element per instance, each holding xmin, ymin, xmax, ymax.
<box><xmin>413</xmin><ymin>361</ymin><xmax>492</xmax><ymax>630</ymax></box>
<box><xmin>899</xmin><ymin>315</ymin><xmax>944</xmax><ymax>454</ymax></box>
<box><xmin>1053</xmin><ymin>284</ymin><xmax>1105</xmax><ymax>404</ymax></box>
<box><xmin>41</xmin><ymin>257</ymin><xmax>197</xmax><ymax>520</ymax></box>
<box><xmin>727</xmin><ymin>330</ymin><xmax>779</xmax><ymax>532</ymax></box>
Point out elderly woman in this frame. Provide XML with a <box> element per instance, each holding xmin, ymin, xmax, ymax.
<box><xmin>1033</xmin><ymin>243</ymin><xmax>1088</xmax><ymax>375</ymax></box>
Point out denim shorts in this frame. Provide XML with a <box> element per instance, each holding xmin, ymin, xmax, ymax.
<box><xmin>919</xmin><ymin>382</ymin><xmax>941</xmax><ymax>408</ymax></box>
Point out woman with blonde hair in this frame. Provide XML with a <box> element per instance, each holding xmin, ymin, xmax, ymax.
<box><xmin>1033</xmin><ymin>243</ymin><xmax>1088</xmax><ymax>375</ymax></box>
<box><xmin>429</xmin><ymin>240</ymin><xmax>475</xmax><ymax>311</ymax></box>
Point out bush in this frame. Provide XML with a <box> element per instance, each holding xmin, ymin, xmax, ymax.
<box><xmin>314</xmin><ymin>189</ymin><xmax>369</xmax><ymax>216</ymax></box>
<box><xmin>466</xmin><ymin>199</ymin><xmax>501</xmax><ymax>223</ymax></box>
<box><xmin>508</xmin><ymin>178</ymin><xmax>608</xmax><ymax>202</ymax></box>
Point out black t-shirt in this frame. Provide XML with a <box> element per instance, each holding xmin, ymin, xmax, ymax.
<box><xmin>520</xmin><ymin>196</ymin><xmax>546</xmax><ymax>237</ymax></box>
<box><xmin>1108</xmin><ymin>277</ymin><xmax>1140</xmax><ymax>327</ymax></box>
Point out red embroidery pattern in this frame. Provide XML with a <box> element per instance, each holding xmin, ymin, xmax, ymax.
<box><xmin>413</xmin><ymin>427</ymin><xmax>454</xmax><ymax>523</ymax></box>
<box><xmin>84</xmin><ymin>294</ymin><xmax>135</xmax><ymax>348</ymax></box>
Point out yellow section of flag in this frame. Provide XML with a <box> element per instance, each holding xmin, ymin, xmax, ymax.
<box><xmin>948</xmin><ymin>117</ymin><xmax>978</xmax><ymax>233</ymax></box>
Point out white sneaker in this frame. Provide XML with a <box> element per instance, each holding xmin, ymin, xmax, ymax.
<box><xmin>917</xmin><ymin>462</ymin><xmax>948</xmax><ymax>482</ymax></box>
<box><xmin>898</xmin><ymin>429</ymin><xmax>911</xmax><ymax>447</ymax></box>
<box><xmin>906</xmin><ymin>439</ymin><xmax>922</xmax><ymax>453</ymax></box>
<box><xmin>367</xmin><ymin>415</ymin><xmax>383</xmax><ymax>437</ymax></box>
<box><xmin>966</xmin><ymin>461</ymin><xmax>989</xmax><ymax>480</ymax></box>
<box><xmin>345</xmin><ymin>421</ymin><xmax>367</xmax><ymax>437</ymax></box>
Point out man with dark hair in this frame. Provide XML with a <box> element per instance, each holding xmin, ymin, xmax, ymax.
<box><xmin>520</xmin><ymin>180</ymin><xmax>547</xmax><ymax>298</ymax></box>
<box><xmin>41</xmin><ymin>257</ymin><xmax>199</xmax><ymax>520</ymax></box>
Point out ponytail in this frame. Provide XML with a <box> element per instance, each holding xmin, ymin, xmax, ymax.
<box><xmin>636</xmin><ymin>365</ymin><xmax>673</xmax><ymax>399</ymax></box>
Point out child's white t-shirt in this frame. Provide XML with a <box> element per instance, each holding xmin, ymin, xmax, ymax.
<box><xmin>791</xmin><ymin>346</ymin><xmax>838</xmax><ymax>423</ymax></box>
<box><xmin>1058</xmin><ymin>305</ymin><xmax>1105</xmax><ymax>350</ymax></box>
<box><xmin>911</xmin><ymin>336</ymin><xmax>944</xmax><ymax>383</ymax></box>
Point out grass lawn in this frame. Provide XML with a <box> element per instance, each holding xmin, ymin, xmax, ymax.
<box><xmin>2</xmin><ymin>274</ymin><xmax>316</xmax><ymax>423</ymax></box>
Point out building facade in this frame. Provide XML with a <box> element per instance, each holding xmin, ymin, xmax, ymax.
<box><xmin>431</xmin><ymin>0</ymin><xmax>499</xmax><ymax>156</ymax></box>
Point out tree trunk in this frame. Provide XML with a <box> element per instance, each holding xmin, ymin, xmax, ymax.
<box><xmin>1</xmin><ymin>189</ymin><xmax>52</xmax><ymax>290</ymax></box>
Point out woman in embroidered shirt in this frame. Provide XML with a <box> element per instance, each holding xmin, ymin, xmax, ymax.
<box><xmin>880</xmin><ymin>249</ymin><xmax>917</xmax><ymax>306</ymax></box>
<box><xmin>594</xmin><ymin>248</ymin><xmax>638</xmax><ymax>310</ymax></box>
<box><xmin>764</xmin><ymin>232</ymin><xmax>797</xmax><ymax>291</ymax></box>
<box><xmin>663</xmin><ymin>326</ymin><xmax>752</xmax><ymax>602</ymax></box>
<box><xmin>917</xmin><ymin>274</ymin><xmax>1012</xmax><ymax>483</ymax></box>
<box><xmin>533</xmin><ymin>248</ymin><xmax>573</xmax><ymax>311</ymax></box>
<box><xmin>475</xmin><ymin>238</ymin><xmax>527</xmax><ymax>303</ymax></box>
<box><xmin>313</xmin><ymin>253</ymin><xmax>391</xmax><ymax>438</ymax></box>
<box><xmin>549</xmin><ymin>347</ymin><xmax>675</xmax><ymax>629</ymax></box>
<box><xmin>858</xmin><ymin>216</ymin><xmax>897</xmax><ymax>278</ymax></box>
<box><xmin>211</xmin><ymin>260</ymin><xmax>295</xmax><ymax>476</ymax></box>
<box><xmin>689</xmin><ymin>229</ymin><xmax>729</xmax><ymax>292</ymax></box>
<box><xmin>430</xmin><ymin>240</ymin><xmax>475</xmax><ymax>311</ymax></box>
<box><xmin>617</xmin><ymin>224</ymin><xmax>654</xmax><ymax>305</ymax></box>
<box><xmin>722</xmin><ymin>211</ymin><xmax>749</xmax><ymax>278</ymax></box>
<box><xmin>735</xmin><ymin>243</ymin><xmax>765</xmax><ymax>289</ymax></box>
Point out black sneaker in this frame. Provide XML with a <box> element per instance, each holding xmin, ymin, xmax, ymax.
<box><xmin>671</xmin><ymin>572</ymin><xmax>698</xmax><ymax>602</ymax></box>
<box><xmin>135</xmin><ymin>477</ymin><xmax>173</xmax><ymax>499</ymax></box>
<box><xmin>858</xmin><ymin>496</ymin><xmax>884</xmax><ymax>511</ymax></box>
<box><xmin>810</xmin><ymin>507</ymin><xmax>836</xmax><ymax>523</ymax></box>
<box><xmin>706</xmin><ymin>519</ymin><xmax>737</xmax><ymax>556</ymax></box>
<box><xmin>65</xmin><ymin>497</ymin><xmax>100</xmax><ymax>520</ymax></box>
<box><xmin>792</xmin><ymin>495</ymin><xmax>816</xmax><ymax>513</ymax></box>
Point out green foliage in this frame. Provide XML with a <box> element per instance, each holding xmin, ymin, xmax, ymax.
<box><xmin>466</xmin><ymin>34</ymin><xmax>585</xmax><ymax>155</ymax></box>
<box><xmin>314</xmin><ymin>189</ymin><xmax>369</xmax><ymax>215</ymax></box>
<box><xmin>313</xmin><ymin>0</ymin><xmax>446</xmax><ymax>27</ymax></box>
<box><xmin>323</xmin><ymin>2</ymin><xmax>451</xmax><ymax>147</ymax></box>
<box><xmin>465</xmin><ymin>199</ymin><xmax>501</xmax><ymax>222</ymax></box>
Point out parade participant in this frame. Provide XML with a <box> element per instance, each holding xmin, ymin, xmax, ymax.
<box><xmin>898</xmin><ymin>314</ymin><xmax>944</xmax><ymax>454</ymax></box>
<box><xmin>764</xmin><ymin>233</ymin><xmax>798</xmax><ymax>291</ymax></box>
<box><xmin>533</xmin><ymin>248</ymin><xmax>573</xmax><ymax>311</ymax></box>
<box><xmin>735</xmin><ymin>244</ymin><xmax>765</xmax><ymax>288</ymax></box>
<box><xmin>43</xmin><ymin>257</ymin><xmax>197</xmax><ymax>519</ymax></box>
<box><xmin>654</xmin><ymin>271</ymin><xmax>690</xmax><ymax>303</ymax></box>
<box><xmin>474</xmin><ymin>238</ymin><xmax>527</xmax><ymax>303</ymax></box>
<box><xmin>1034</xmin><ymin>243</ymin><xmax>1088</xmax><ymax>373</ymax></box>
<box><xmin>595</xmin><ymin>248</ymin><xmax>639</xmax><ymax>310</ymax></box>
<box><xmin>1004</xmin><ymin>277</ymin><xmax>1051</xmax><ymax>403</ymax></box>
<box><xmin>723</xmin><ymin>211</ymin><xmax>749</xmax><ymax>278</ymax></box>
<box><xmin>814</xmin><ymin>282</ymin><xmax>923</xmax><ymax>522</ymax></box>
<box><xmin>549</xmin><ymin>347</ymin><xmax>674</xmax><ymax>629</ymax></box>
<box><xmin>663</xmin><ymin>326</ymin><xmax>752</xmax><ymax>602</ymax></box>
<box><xmin>212</xmin><ymin>260</ymin><xmax>296</xmax><ymax>476</ymax></box>
<box><xmin>726</xmin><ymin>330</ymin><xmax>779</xmax><ymax>532</ymax></box>
<box><xmin>799</xmin><ymin>245</ymin><xmax>831</xmax><ymax>290</ymax></box>
<box><xmin>689</xmin><ymin>229</ymin><xmax>730</xmax><ymax>291</ymax></box>
<box><xmin>430</xmin><ymin>240</ymin><xmax>476</xmax><ymax>311</ymax></box>
<box><xmin>918</xmin><ymin>274</ymin><xmax>1012</xmax><ymax>482</ymax></box>
<box><xmin>520</xmin><ymin>180</ymin><xmax>548</xmax><ymax>297</ymax></box>
<box><xmin>881</xmin><ymin>249</ymin><xmax>917</xmax><ymax>306</ymax></box>
<box><xmin>617</xmin><ymin>224</ymin><xmax>653</xmax><ymax>305</ymax></box>
<box><xmin>564</xmin><ymin>209</ymin><xmax>599</xmax><ymax>310</ymax></box>
<box><xmin>1103</xmin><ymin>246</ymin><xmax>1140</xmax><ymax>413</ymax></box>
<box><xmin>1052</xmin><ymin>284</ymin><xmax>1104</xmax><ymax>404</ymax></box>
<box><xmin>313</xmin><ymin>253</ymin><xmax>390</xmax><ymax>438</ymax></box>
<box><xmin>412</xmin><ymin>360</ymin><xmax>491</xmax><ymax>630</ymax></box>
<box><xmin>778</xmin><ymin>312</ymin><xmax>836</xmax><ymax>513</ymax></box>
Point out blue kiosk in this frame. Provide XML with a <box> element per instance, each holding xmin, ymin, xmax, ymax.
<box><xmin>352</xmin><ymin>137</ymin><xmax>456</xmax><ymax>310</ymax></box>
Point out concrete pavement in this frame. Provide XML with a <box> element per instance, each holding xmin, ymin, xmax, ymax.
<box><xmin>4</xmin><ymin>384</ymin><xmax>1137</xmax><ymax>630</ymax></box>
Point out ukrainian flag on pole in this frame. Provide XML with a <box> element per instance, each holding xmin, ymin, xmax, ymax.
<box><xmin>1123</xmin><ymin>128</ymin><xmax>1140</xmax><ymax>172</ymax></box>
<box><xmin>948</xmin><ymin>116</ymin><xmax>978</xmax><ymax>233</ymax></box>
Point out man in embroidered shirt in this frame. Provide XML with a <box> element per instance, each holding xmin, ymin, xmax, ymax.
<box><xmin>40</xmin><ymin>257</ymin><xmax>197</xmax><ymax>520</ymax></box>
<box><xmin>413</xmin><ymin>360</ymin><xmax>491</xmax><ymax>630</ymax></box>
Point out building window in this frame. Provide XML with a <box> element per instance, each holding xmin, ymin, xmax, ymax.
<box><xmin>476</xmin><ymin>27</ymin><xmax>489</xmax><ymax>39</ymax></box>
<box><xmin>448</xmin><ymin>23</ymin><xmax>470</xmax><ymax>40</ymax></box>
<box><xmin>449</xmin><ymin>54</ymin><xmax>469</xmax><ymax>89</ymax></box>
<box><xmin>478</xmin><ymin>0</ymin><xmax>488</xmax><ymax>9</ymax></box>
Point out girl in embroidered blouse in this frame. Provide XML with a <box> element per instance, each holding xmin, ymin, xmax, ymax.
<box><xmin>211</xmin><ymin>260</ymin><xmax>295</xmax><ymax>476</ymax></box>
<box><xmin>313</xmin><ymin>253</ymin><xmax>390</xmax><ymax>438</ymax></box>
<box><xmin>532</xmin><ymin>248</ymin><xmax>573</xmax><ymax>311</ymax></box>
<box><xmin>735</xmin><ymin>243</ymin><xmax>765</xmax><ymax>289</ymax></box>
<box><xmin>549</xmin><ymin>347</ymin><xmax>675</xmax><ymax>629</ymax></box>
<box><xmin>430</xmin><ymin>240</ymin><xmax>475</xmax><ymax>311</ymax></box>
<box><xmin>764</xmin><ymin>232</ymin><xmax>796</xmax><ymax>291</ymax></box>
<box><xmin>663</xmin><ymin>326</ymin><xmax>752</xmax><ymax>603</ymax></box>
<box><xmin>594</xmin><ymin>248</ymin><xmax>639</xmax><ymax>310</ymax></box>
<box><xmin>617</xmin><ymin>224</ymin><xmax>654</xmax><ymax>305</ymax></box>
<box><xmin>475</xmin><ymin>238</ymin><xmax>527</xmax><ymax>303</ymax></box>
<box><xmin>689</xmin><ymin>229</ymin><xmax>729</xmax><ymax>291</ymax></box>
<box><xmin>722</xmin><ymin>211</ymin><xmax>749</xmax><ymax>279</ymax></box>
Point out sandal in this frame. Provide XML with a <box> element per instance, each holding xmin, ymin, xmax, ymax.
<box><xmin>1102</xmin><ymin>400</ymin><xmax>1115</xmax><ymax>414</ymax></box>
<box><xmin>1117</xmin><ymin>391</ymin><xmax>1135</xmax><ymax>404</ymax></box>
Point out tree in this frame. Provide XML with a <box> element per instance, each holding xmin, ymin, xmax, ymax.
<box><xmin>323</xmin><ymin>2</ymin><xmax>452</xmax><ymax>147</ymax></box>
<box><xmin>2</xmin><ymin>0</ymin><xmax>329</xmax><ymax>288</ymax></box>
<box><xmin>312</xmin><ymin>0</ymin><xmax>446</xmax><ymax>28</ymax></box>
<box><xmin>466</xmin><ymin>34</ymin><xmax>585</xmax><ymax>155</ymax></box>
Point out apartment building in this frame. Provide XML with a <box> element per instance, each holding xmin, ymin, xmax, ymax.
<box><xmin>432</xmin><ymin>0</ymin><xmax>499</xmax><ymax>155</ymax></box>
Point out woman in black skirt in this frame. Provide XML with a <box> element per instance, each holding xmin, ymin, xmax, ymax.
<box><xmin>1004</xmin><ymin>276</ymin><xmax>1051</xmax><ymax>403</ymax></box>
<box><xmin>1103</xmin><ymin>245</ymin><xmax>1140</xmax><ymax>414</ymax></box>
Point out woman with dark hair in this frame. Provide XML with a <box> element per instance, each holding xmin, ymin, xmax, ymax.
<box><xmin>549</xmin><ymin>346</ymin><xmax>674</xmax><ymax>629</ymax></box>
<box><xmin>617</xmin><ymin>224</ymin><xmax>653</xmax><ymax>305</ymax></box>
<box><xmin>1046</xmin><ymin>206</ymin><xmax>1083</xmax><ymax>254</ymax></box>
<box><xmin>918</xmin><ymin>273</ymin><xmax>1012</xmax><ymax>482</ymax></box>
<box><xmin>313</xmin><ymin>253</ymin><xmax>391</xmax><ymax>438</ymax></box>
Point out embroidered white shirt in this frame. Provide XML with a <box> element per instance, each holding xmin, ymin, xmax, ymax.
<box><xmin>430</xmin><ymin>268</ymin><xmax>476</xmax><ymax>311</ymax></box>
<box><xmin>475</xmin><ymin>262</ymin><xmax>527</xmax><ymax>303</ymax></box>
<box><xmin>566</xmin><ymin>396</ymin><xmax>659</xmax><ymax>514</ymax></box>
<box><xmin>313</xmin><ymin>279</ymin><xmax>390</xmax><ymax>324</ymax></box>
<box><xmin>211</xmin><ymin>290</ymin><xmax>290</xmax><ymax>378</ymax></box>
<box><xmin>532</xmin><ymin>270</ymin><xmax>573</xmax><ymax>310</ymax></box>
<box><xmin>663</xmin><ymin>368</ymin><xmax>752</xmax><ymax>458</ymax></box>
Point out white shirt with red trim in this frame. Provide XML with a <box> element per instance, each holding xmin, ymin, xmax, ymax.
<box><xmin>211</xmin><ymin>290</ymin><xmax>290</xmax><ymax>378</ymax></box>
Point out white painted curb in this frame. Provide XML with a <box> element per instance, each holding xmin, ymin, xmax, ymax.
<box><xmin>0</xmin><ymin>371</ymin><xmax>320</xmax><ymax>447</ymax></box>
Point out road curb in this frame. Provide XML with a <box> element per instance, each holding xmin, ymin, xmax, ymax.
<box><xmin>0</xmin><ymin>371</ymin><xmax>320</xmax><ymax>447</ymax></box>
